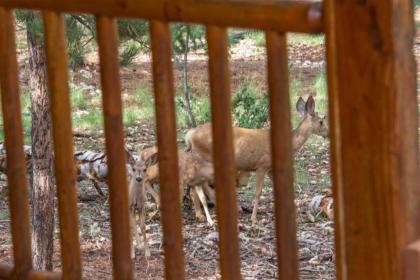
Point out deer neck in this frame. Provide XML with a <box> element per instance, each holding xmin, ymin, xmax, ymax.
<box><xmin>292</xmin><ymin>118</ymin><xmax>313</xmax><ymax>152</ymax></box>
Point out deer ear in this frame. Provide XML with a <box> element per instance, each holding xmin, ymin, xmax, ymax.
<box><xmin>296</xmin><ymin>97</ymin><xmax>306</xmax><ymax>115</ymax></box>
<box><xmin>305</xmin><ymin>95</ymin><xmax>315</xmax><ymax>116</ymax></box>
<box><xmin>147</xmin><ymin>152</ymin><xmax>159</xmax><ymax>166</ymax></box>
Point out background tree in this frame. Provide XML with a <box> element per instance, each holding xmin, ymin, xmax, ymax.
<box><xmin>12</xmin><ymin>13</ymin><xmax>151</xmax><ymax>270</ymax></box>
<box><xmin>172</xmin><ymin>24</ymin><xmax>206</xmax><ymax>128</ymax></box>
<box><xmin>16</xmin><ymin>10</ymin><xmax>55</xmax><ymax>270</ymax></box>
<box><xmin>63</xmin><ymin>16</ymin><xmax>150</xmax><ymax>68</ymax></box>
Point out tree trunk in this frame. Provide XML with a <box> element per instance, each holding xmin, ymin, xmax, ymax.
<box><xmin>182</xmin><ymin>26</ymin><xmax>196</xmax><ymax>127</ymax></box>
<box><xmin>26</xmin><ymin>11</ymin><xmax>55</xmax><ymax>271</ymax></box>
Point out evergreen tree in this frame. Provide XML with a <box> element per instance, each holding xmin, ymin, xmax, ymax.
<box><xmin>171</xmin><ymin>24</ymin><xmax>206</xmax><ymax>127</ymax></box>
<box><xmin>16</xmin><ymin>10</ymin><xmax>55</xmax><ymax>270</ymax></box>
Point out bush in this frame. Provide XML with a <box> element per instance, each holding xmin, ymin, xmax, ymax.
<box><xmin>176</xmin><ymin>82</ymin><xmax>269</xmax><ymax>129</ymax></box>
<box><xmin>70</xmin><ymin>88</ymin><xmax>88</xmax><ymax>110</ymax></box>
<box><xmin>176</xmin><ymin>94</ymin><xmax>211</xmax><ymax>128</ymax></box>
<box><xmin>120</xmin><ymin>41</ymin><xmax>141</xmax><ymax>66</ymax></box>
<box><xmin>232</xmin><ymin>81</ymin><xmax>269</xmax><ymax>128</ymax></box>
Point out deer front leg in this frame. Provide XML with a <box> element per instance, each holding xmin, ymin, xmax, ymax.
<box><xmin>129</xmin><ymin>212</ymin><xmax>140</xmax><ymax>259</ymax></box>
<box><xmin>190</xmin><ymin>187</ymin><xmax>205</xmax><ymax>222</ymax></box>
<box><xmin>195</xmin><ymin>184</ymin><xmax>214</xmax><ymax>226</ymax></box>
<box><xmin>251</xmin><ymin>168</ymin><xmax>266</xmax><ymax>225</ymax></box>
<box><xmin>179</xmin><ymin>178</ymin><xmax>185</xmax><ymax>205</ymax></box>
<box><xmin>139</xmin><ymin>206</ymin><xmax>150</xmax><ymax>257</ymax></box>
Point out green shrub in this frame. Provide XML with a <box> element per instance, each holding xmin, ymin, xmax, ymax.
<box><xmin>244</xmin><ymin>31</ymin><xmax>265</xmax><ymax>47</ymax></box>
<box><xmin>73</xmin><ymin>109</ymin><xmax>103</xmax><ymax>130</ymax></box>
<box><xmin>66</xmin><ymin>16</ymin><xmax>88</xmax><ymax>68</ymax></box>
<box><xmin>232</xmin><ymin>81</ymin><xmax>268</xmax><ymax>128</ymax></box>
<box><xmin>71</xmin><ymin>88</ymin><xmax>88</xmax><ymax>110</ymax></box>
<box><xmin>121</xmin><ymin>88</ymin><xmax>155</xmax><ymax>125</ymax></box>
<box><xmin>120</xmin><ymin>41</ymin><xmax>141</xmax><ymax>66</ymax></box>
<box><xmin>176</xmin><ymin>94</ymin><xmax>211</xmax><ymax>128</ymax></box>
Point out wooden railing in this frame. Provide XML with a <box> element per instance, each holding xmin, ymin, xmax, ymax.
<box><xmin>0</xmin><ymin>0</ymin><xmax>419</xmax><ymax>279</ymax></box>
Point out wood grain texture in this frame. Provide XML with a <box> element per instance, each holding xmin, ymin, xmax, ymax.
<box><xmin>26</xmin><ymin>270</ymin><xmax>62</xmax><ymax>280</ymax></box>
<box><xmin>0</xmin><ymin>264</ymin><xmax>13</xmax><ymax>279</ymax></box>
<box><xmin>96</xmin><ymin>16</ymin><xmax>133</xmax><ymax>280</ymax></box>
<box><xmin>0</xmin><ymin>0</ymin><xmax>323</xmax><ymax>33</ymax></box>
<box><xmin>325</xmin><ymin>0</ymin><xmax>420</xmax><ymax>279</ymax></box>
<box><xmin>43</xmin><ymin>11</ymin><xmax>82</xmax><ymax>280</ymax></box>
<box><xmin>265</xmin><ymin>31</ymin><xmax>298</xmax><ymax>280</ymax></box>
<box><xmin>206</xmin><ymin>25</ymin><xmax>241</xmax><ymax>280</ymax></box>
<box><xmin>149</xmin><ymin>20</ymin><xmax>185</xmax><ymax>280</ymax></box>
<box><xmin>0</xmin><ymin>7</ymin><xmax>33</xmax><ymax>278</ymax></box>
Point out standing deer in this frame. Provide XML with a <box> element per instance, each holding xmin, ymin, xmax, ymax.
<box><xmin>128</xmin><ymin>155</ymin><xmax>157</xmax><ymax>258</ymax></box>
<box><xmin>186</xmin><ymin>95</ymin><xmax>328</xmax><ymax>225</ymax></box>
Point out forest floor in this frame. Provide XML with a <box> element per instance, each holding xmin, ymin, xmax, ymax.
<box><xmin>0</xmin><ymin>17</ymin><xmax>419</xmax><ymax>279</ymax></box>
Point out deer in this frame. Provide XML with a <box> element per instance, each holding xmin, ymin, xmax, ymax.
<box><xmin>128</xmin><ymin>154</ymin><xmax>157</xmax><ymax>258</ymax></box>
<box><xmin>186</xmin><ymin>95</ymin><xmax>328</xmax><ymax>225</ymax></box>
<box><xmin>132</xmin><ymin>147</ymin><xmax>216</xmax><ymax>226</ymax></box>
<box><xmin>137</xmin><ymin>145</ymin><xmax>160</xmax><ymax>208</ymax></box>
<box><xmin>74</xmin><ymin>146</ymin><xmax>138</xmax><ymax>197</ymax></box>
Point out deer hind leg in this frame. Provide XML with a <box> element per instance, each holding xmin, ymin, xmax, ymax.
<box><xmin>195</xmin><ymin>184</ymin><xmax>214</xmax><ymax>226</ymax></box>
<box><xmin>203</xmin><ymin>183</ymin><xmax>216</xmax><ymax>205</ymax></box>
<box><xmin>91</xmin><ymin>179</ymin><xmax>105</xmax><ymax>197</ymax></box>
<box><xmin>251</xmin><ymin>168</ymin><xmax>267</xmax><ymax>225</ymax></box>
<box><xmin>190</xmin><ymin>186</ymin><xmax>205</xmax><ymax>222</ymax></box>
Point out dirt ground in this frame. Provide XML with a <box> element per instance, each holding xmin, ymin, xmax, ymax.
<box><xmin>0</xmin><ymin>22</ymin><xmax>419</xmax><ymax>280</ymax></box>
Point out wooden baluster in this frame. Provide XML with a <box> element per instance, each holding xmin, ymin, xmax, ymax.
<box><xmin>325</xmin><ymin>0</ymin><xmax>420</xmax><ymax>279</ymax></box>
<box><xmin>43</xmin><ymin>11</ymin><xmax>82</xmax><ymax>279</ymax></box>
<box><xmin>266</xmin><ymin>31</ymin><xmax>298</xmax><ymax>280</ymax></box>
<box><xmin>0</xmin><ymin>7</ymin><xmax>33</xmax><ymax>278</ymax></box>
<box><xmin>96</xmin><ymin>16</ymin><xmax>133</xmax><ymax>280</ymax></box>
<box><xmin>206</xmin><ymin>25</ymin><xmax>241</xmax><ymax>280</ymax></box>
<box><xmin>149</xmin><ymin>20</ymin><xmax>185</xmax><ymax>280</ymax></box>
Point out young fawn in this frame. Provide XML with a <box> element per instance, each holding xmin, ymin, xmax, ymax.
<box><xmin>132</xmin><ymin>147</ymin><xmax>216</xmax><ymax>226</ymax></box>
<box><xmin>186</xmin><ymin>95</ymin><xmax>328</xmax><ymax>225</ymax></box>
<box><xmin>128</xmin><ymin>154</ymin><xmax>158</xmax><ymax>258</ymax></box>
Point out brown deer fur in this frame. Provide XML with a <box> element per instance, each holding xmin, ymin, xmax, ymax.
<box><xmin>138</xmin><ymin>146</ymin><xmax>160</xmax><ymax>208</ymax></box>
<box><xmin>128</xmin><ymin>159</ymin><xmax>152</xmax><ymax>258</ymax></box>
<box><xmin>133</xmin><ymin>148</ymin><xmax>216</xmax><ymax>226</ymax></box>
<box><xmin>187</xmin><ymin>96</ymin><xmax>328</xmax><ymax>224</ymax></box>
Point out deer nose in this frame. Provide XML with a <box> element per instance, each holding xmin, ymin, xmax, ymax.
<box><xmin>136</xmin><ymin>176</ymin><xmax>142</xmax><ymax>182</ymax></box>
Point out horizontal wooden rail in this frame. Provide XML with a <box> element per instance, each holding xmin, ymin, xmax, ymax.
<box><xmin>26</xmin><ymin>270</ymin><xmax>61</xmax><ymax>280</ymax></box>
<box><xmin>0</xmin><ymin>264</ymin><xmax>61</xmax><ymax>280</ymax></box>
<box><xmin>0</xmin><ymin>0</ymin><xmax>323</xmax><ymax>33</ymax></box>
